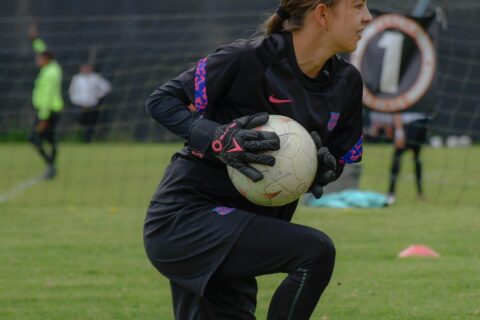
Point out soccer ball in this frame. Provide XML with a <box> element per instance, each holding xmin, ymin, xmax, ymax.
<box><xmin>228</xmin><ymin>115</ymin><xmax>318</xmax><ymax>206</ymax></box>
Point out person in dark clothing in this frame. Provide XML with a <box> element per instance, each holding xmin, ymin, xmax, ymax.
<box><xmin>144</xmin><ymin>0</ymin><xmax>371</xmax><ymax>319</ymax></box>
<box><xmin>387</xmin><ymin>112</ymin><xmax>429</xmax><ymax>205</ymax></box>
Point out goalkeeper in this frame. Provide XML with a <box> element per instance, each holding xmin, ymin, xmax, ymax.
<box><xmin>144</xmin><ymin>0</ymin><xmax>371</xmax><ymax>319</ymax></box>
<box><xmin>28</xmin><ymin>24</ymin><xmax>64</xmax><ymax>179</ymax></box>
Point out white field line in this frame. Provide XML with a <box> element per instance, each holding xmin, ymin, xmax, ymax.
<box><xmin>0</xmin><ymin>176</ymin><xmax>43</xmax><ymax>203</ymax></box>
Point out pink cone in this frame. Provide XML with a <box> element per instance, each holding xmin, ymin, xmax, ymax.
<box><xmin>398</xmin><ymin>245</ymin><xmax>440</xmax><ymax>258</ymax></box>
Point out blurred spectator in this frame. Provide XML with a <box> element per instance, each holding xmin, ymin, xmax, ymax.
<box><xmin>386</xmin><ymin>0</ymin><xmax>438</xmax><ymax>205</ymax></box>
<box><xmin>387</xmin><ymin>112</ymin><xmax>429</xmax><ymax>205</ymax></box>
<box><xmin>28</xmin><ymin>24</ymin><xmax>64</xmax><ymax>179</ymax></box>
<box><xmin>366</xmin><ymin>111</ymin><xmax>393</xmax><ymax>142</ymax></box>
<box><xmin>69</xmin><ymin>64</ymin><xmax>112</xmax><ymax>143</ymax></box>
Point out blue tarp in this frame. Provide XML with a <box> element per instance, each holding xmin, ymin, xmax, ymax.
<box><xmin>305</xmin><ymin>189</ymin><xmax>388</xmax><ymax>208</ymax></box>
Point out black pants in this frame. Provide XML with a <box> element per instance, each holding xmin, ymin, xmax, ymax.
<box><xmin>389</xmin><ymin>119</ymin><xmax>428</xmax><ymax>195</ymax></box>
<box><xmin>29</xmin><ymin>112</ymin><xmax>60</xmax><ymax>166</ymax></box>
<box><xmin>78</xmin><ymin>106</ymin><xmax>100</xmax><ymax>143</ymax></box>
<box><xmin>171</xmin><ymin>215</ymin><xmax>336</xmax><ymax>320</ymax></box>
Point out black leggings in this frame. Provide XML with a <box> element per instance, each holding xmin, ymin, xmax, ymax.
<box><xmin>29</xmin><ymin>113</ymin><xmax>60</xmax><ymax>166</ymax></box>
<box><xmin>389</xmin><ymin>119</ymin><xmax>427</xmax><ymax>195</ymax></box>
<box><xmin>172</xmin><ymin>215</ymin><xmax>336</xmax><ymax>320</ymax></box>
<box><xmin>388</xmin><ymin>145</ymin><xmax>423</xmax><ymax>195</ymax></box>
<box><xmin>78</xmin><ymin>106</ymin><xmax>100</xmax><ymax>143</ymax></box>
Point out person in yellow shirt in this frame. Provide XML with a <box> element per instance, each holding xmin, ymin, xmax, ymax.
<box><xmin>28</xmin><ymin>24</ymin><xmax>64</xmax><ymax>179</ymax></box>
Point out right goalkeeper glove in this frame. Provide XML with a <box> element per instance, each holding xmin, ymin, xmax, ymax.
<box><xmin>188</xmin><ymin>112</ymin><xmax>280</xmax><ymax>182</ymax></box>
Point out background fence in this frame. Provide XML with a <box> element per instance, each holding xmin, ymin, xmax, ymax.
<box><xmin>0</xmin><ymin>0</ymin><xmax>479</xmax><ymax>142</ymax></box>
<box><xmin>0</xmin><ymin>0</ymin><xmax>479</xmax><ymax>207</ymax></box>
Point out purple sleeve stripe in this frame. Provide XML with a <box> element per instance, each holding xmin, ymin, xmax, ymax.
<box><xmin>340</xmin><ymin>136</ymin><xmax>363</xmax><ymax>164</ymax></box>
<box><xmin>327</xmin><ymin>112</ymin><xmax>341</xmax><ymax>132</ymax></box>
<box><xmin>194</xmin><ymin>58</ymin><xmax>208</xmax><ymax>114</ymax></box>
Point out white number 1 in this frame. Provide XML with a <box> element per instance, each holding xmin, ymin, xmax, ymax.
<box><xmin>378</xmin><ymin>31</ymin><xmax>404</xmax><ymax>94</ymax></box>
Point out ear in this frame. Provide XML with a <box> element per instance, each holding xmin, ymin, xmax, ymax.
<box><xmin>312</xmin><ymin>3</ymin><xmax>329</xmax><ymax>30</ymax></box>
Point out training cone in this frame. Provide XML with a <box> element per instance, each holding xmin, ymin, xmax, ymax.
<box><xmin>398</xmin><ymin>245</ymin><xmax>440</xmax><ymax>258</ymax></box>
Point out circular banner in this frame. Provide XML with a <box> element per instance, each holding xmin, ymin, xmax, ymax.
<box><xmin>350</xmin><ymin>14</ymin><xmax>436</xmax><ymax>112</ymax></box>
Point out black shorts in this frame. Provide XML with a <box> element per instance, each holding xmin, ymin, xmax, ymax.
<box><xmin>144</xmin><ymin>157</ymin><xmax>255</xmax><ymax>297</ymax></box>
<box><xmin>30</xmin><ymin>112</ymin><xmax>60</xmax><ymax>144</ymax></box>
<box><xmin>145</xmin><ymin>202</ymin><xmax>254</xmax><ymax>297</ymax></box>
<box><xmin>405</xmin><ymin>118</ymin><xmax>428</xmax><ymax>148</ymax></box>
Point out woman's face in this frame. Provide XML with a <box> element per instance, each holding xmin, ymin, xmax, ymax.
<box><xmin>327</xmin><ymin>0</ymin><xmax>372</xmax><ymax>52</ymax></box>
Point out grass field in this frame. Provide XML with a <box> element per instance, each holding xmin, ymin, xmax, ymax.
<box><xmin>1</xmin><ymin>143</ymin><xmax>479</xmax><ymax>319</ymax></box>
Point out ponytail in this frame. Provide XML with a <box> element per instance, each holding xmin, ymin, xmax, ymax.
<box><xmin>263</xmin><ymin>13</ymin><xmax>286</xmax><ymax>35</ymax></box>
<box><xmin>262</xmin><ymin>0</ymin><xmax>337</xmax><ymax>36</ymax></box>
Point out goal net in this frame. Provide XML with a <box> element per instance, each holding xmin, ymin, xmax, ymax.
<box><xmin>0</xmin><ymin>0</ymin><xmax>478</xmax><ymax>206</ymax></box>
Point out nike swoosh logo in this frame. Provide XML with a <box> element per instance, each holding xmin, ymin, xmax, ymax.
<box><xmin>269</xmin><ymin>95</ymin><xmax>292</xmax><ymax>104</ymax></box>
<box><xmin>226</xmin><ymin>138</ymin><xmax>244</xmax><ymax>153</ymax></box>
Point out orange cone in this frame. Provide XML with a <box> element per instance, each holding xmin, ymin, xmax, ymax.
<box><xmin>398</xmin><ymin>245</ymin><xmax>440</xmax><ymax>258</ymax></box>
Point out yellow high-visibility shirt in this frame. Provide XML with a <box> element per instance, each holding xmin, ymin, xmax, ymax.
<box><xmin>31</xmin><ymin>39</ymin><xmax>64</xmax><ymax>120</ymax></box>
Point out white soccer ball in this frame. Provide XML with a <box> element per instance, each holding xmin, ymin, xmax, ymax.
<box><xmin>228</xmin><ymin>115</ymin><xmax>318</xmax><ymax>207</ymax></box>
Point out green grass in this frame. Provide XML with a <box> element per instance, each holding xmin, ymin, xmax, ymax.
<box><xmin>1</xmin><ymin>143</ymin><xmax>479</xmax><ymax>319</ymax></box>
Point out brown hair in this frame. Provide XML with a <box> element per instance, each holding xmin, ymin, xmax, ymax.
<box><xmin>263</xmin><ymin>0</ymin><xmax>338</xmax><ymax>35</ymax></box>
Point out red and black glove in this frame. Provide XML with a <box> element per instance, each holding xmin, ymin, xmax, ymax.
<box><xmin>189</xmin><ymin>113</ymin><xmax>280</xmax><ymax>182</ymax></box>
<box><xmin>309</xmin><ymin>131</ymin><xmax>343</xmax><ymax>199</ymax></box>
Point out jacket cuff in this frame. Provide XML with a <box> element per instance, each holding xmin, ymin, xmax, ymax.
<box><xmin>188</xmin><ymin>118</ymin><xmax>219</xmax><ymax>154</ymax></box>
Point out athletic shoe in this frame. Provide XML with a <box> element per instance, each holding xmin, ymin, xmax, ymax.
<box><xmin>43</xmin><ymin>165</ymin><xmax>57</xmax><ymax>180</ymax></box>
<box><xmin>386</xmin><ymin>193</ymin><xmax>396</xmax><ymax>206</ymax></box>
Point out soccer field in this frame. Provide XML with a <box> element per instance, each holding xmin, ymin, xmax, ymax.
<box><xmin>1</xmin><ymin>143</ymin><xmax>479</xmax><ymax>319</ymax></box>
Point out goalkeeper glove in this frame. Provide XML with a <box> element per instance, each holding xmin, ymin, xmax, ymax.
<box><xmin>309</xmin><ymin>131</ymin><xmax>340</xmax><ymax>199</ymax></box>
<box><xmin>189</xmin><ymin>112</ymin><xmax>280</xmax><ymax>182</ymax></box>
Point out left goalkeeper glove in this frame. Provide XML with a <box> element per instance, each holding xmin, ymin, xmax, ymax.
<box><xmin>309</xmin><ymin>131</ymin><xmax>340</xmax><ymax>199</ymax></box>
